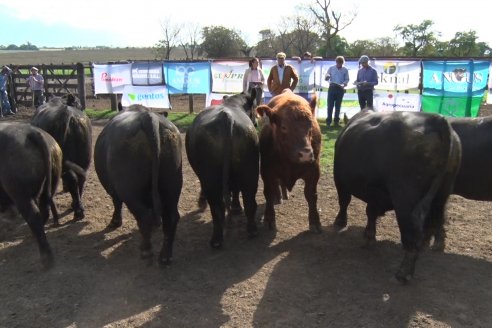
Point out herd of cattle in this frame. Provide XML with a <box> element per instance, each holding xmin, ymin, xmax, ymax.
<box><xmin>0</xmin><ymin>89</ymin><xmax>490</xmax><ymax>283</ymax></box>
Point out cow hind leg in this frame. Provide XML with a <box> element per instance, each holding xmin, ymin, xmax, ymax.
<box><xmin>16</xmin><ymin>198</ymin><xmax>54</xmax><ymax>269</ymax></box>
<box><xmin>363</xmin><ymin>204</ymin><xmax>380</xmax><ymax>247</ymax></box>
<box><xmin>107</xmin><ymin>196</ymin><xmax>123</xmax><ymax>229</ymax></box>
<box><xmin>230</xmin><ymin>190</ymin><xmax>243</xmax><ymax>215</ymax></box>
<box><xmin>197</xmin><ymin>188</ymin><xmax>207</xmax><ymax>211</ymax></box>
<box><xmin>242</xmin><ymin>190</ymin><xmax>258</xmax><ymax>238</ymax></box>
<box><xmin>208</xmin><ymin>197</ymin><xmax>226</xmax><ymax>248</ymax></box>
<box><xmin>64</xmin><ymin>171</ymin><xmax>85</xmax><ymax>221</ymax></box>
<box><xmin>334</xmin><ymin>186</ymin><xmax>351</xmax><ymax>229</ymax></box>
<box><xmin>126</xmin><ymin>200</ymin><xmax>155</xmax><ymax>262</ymax></box>
<box><xmin>159</xmin><ymin>203</ymin><xmax>180</xmax><ymax>266</ymax></box>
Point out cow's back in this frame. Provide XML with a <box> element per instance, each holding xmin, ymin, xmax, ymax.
<box><xmin>334</xmin><ymin>111</ymin><xmax>456</xmax><ymax>205</ymax></box>
<box><xmin>449</xmin><ymin>116</ymin><xmax>492</xmax><ymax>200</ymax></box>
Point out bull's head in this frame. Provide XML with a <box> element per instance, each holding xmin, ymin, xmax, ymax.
<box><xmin>257</xmin><ymin>93</ymin><xmax>320</xmax><ymax>164</ymax></box>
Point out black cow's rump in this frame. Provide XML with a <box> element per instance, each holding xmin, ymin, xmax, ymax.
<box><xmin>0</xmin><ymin>122</ymin><xmax>62</xmax><ymax>268</ymax></box>
<box><xmin>32</xmin><ymin>96</ymin><xmax>92</xmax><ymax>224</ymax></box>
<box><xmin>94</xmin><ymin>105</ymin><xmax>183</xmax><ymax>265</ymax></box>
<box><xmin>333</xmin><ymin>110</ymin><xmax>462</xmax><ymax>283</ymax></box>
<box><xmin>185</xmin><ymin>92</ymin><xmax>260</xmax><ymax>248</ymax></box>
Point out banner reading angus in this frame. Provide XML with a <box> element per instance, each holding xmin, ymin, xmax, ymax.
<box><xmin>131</xmin><ymin>62</ymin><xmax>165</xmax><ymax>86</ymax></box>
<box><xmin>422</xmin><ymin>60</ymin><xmax>490</xmax><ymax>117</ymax></box>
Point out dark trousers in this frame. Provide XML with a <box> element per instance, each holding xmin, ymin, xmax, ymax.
<box><xmin>327</xmin><ymin>86</ymin><xmax>345</xmax><ymax>125</ymax></box>
<box><xmin>32</xmin><ymin>90</ymin><xmax>44</xmax><ymax>109</ymax></box>
<box><xmin>357</xmin><ymin>89</ymin><xmax>374</xmax><ymax>110</ymax></box>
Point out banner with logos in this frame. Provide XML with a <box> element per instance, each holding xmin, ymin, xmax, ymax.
<box><xmin>316</xmin><ymin>91</ymin><xmax>360</xmax><ymax>119</ymax></box>
<box><xmin>422</xmin><ymin>60</ymin><xmax>490</xmax><ymax>117</ymax></box>
<box><xmin>211</xmin><ymin>61</ymin><xmax>249</xmax><ymax>93</ymax></box>
<box><xmin>121</xmin><ymin>85</ymin><xmax>171</xmax><ymax>108</ymax></box>
<box><xmin>93</xmin><ymin>63</ymin><xmax>132</xmax><ymax>94</ymax></box>
<box><xmin>488</xmin><ymin>62</ymin><xmax>492</xmax><ymax>104</ymax></box>
<box><xmin>373</xmin><ymin>60</ymin><xmax>421</xmax><ymax>91</ymax></box>
<box><xmin>164</xmin><ymin>62</ymin><xmax>211</xmax><ymax>94</ymax></box>
<box><xmin>131</xmin><ymin>62</ymin><xmax>164</xmax><ymax>86</ymax></box>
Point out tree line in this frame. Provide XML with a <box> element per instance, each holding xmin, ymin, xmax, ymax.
<box><xmin>154</xmin><ymin>1</ymin><xmax>491</xmax><ymax>60</ymax></box>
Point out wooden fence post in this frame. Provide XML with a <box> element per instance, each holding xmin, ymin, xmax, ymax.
<box><xmin>76</xmin><ymin>62</ymin><xmax>86</xmax><ymax>110</ymax></box>
<box><xmin>189</xmin><ymin>94</ymin><xmax>194</xmax><ymax>113</ymax></box>
<box><xmin>110</xmin><ymin>94</ymin><xmax>118</xmax><ymax>111</ymax></box>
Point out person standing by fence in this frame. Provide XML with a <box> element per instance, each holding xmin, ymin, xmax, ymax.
<box><xmin>26</xmin><ymin>67</ymin><xmax>45</xmax><ymax>109</ymax></box>
<box><xmin>354</xmin><ymin>55</ymin><xmax>378</xmax><ymax>109</ymax></box>
<box><xmin>243</xmin><ymin>57</ymin><xmax>265</xmax><ymax>105</ymax></box>
<box><xmin>325</xmin><ymin>56</ymin><xmax>349</xmax><ymax>127</ymax></box>
<box><xmin>0</xmin><ymin>66</ymin><xmax>14</xmax><ymax>117</ymax></box>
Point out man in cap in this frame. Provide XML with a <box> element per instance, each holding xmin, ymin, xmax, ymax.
<box><xmin>354</xmin><ymin>55</ymin><xmax>378</xmax><ymax>110</ymax></box>
<box><xmin>267</xmin><ymin>52</ymin><xmax>299</xmax><ymax>96</ymax></box>
<box><xmin>0</xmin><ymin>66</ymin><xmax>14</xmax><ymax>116</ymax></box>
<box><xmin>26</xmin><ymin>66</ymin><xmax>45</xmax><ymax>109</ymax></box>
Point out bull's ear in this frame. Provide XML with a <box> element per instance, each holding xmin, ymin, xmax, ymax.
<box><xmin>256</xmin><ymin>105</ymin><xmax>271</xmax><ymax>118</ymax></box>
<box><xmin>309</xmin><ymin>94</ymin><xmax>317</xmax><ymax>116</ymax></box>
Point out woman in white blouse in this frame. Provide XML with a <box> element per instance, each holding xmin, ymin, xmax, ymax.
<box><xmin>242</xmin><ymin>57</ymin><xmax>265</xmax><ymax>105</ymax></box>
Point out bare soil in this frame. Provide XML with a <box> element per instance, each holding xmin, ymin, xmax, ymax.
<box><xmin>1</xmin><ymin>100</ymin><xmax>491</xmax><ymax>328</ymax></box>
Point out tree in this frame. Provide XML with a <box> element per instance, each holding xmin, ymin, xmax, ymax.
<box><xmin>284</xmin><ymin>14</ymin><xmax>321</xmax><ymax>56</ymax></box>
<box><xmin>255</xmin><ymin>29</ymin><xmax>278</xmax><ymax>57</ymax></box>
<box><xmin>347</xmin><ymin>40</ymin><xmax>377</xmax><ymax>57</ymax></box>
<box><xmin>200</xmin><ymin>26</ymin><xmax>247</xmax><ymax>58</ymax></box>
<box><xmin>447</xmin><ymin>31</ymin><xmax>482</xmax><ymax>57</ymax></box>
<box><xmin>154</xmin><ymin>17</ymin><xmax>182</xmax><ymax>60</ymax></box>
<box><xmin>180</xmin><ymin>22</ymin><xmax>202</xmax><ymax>60</ymax></box>
<box><xmin>308</xmin><ymin>0</ymin><xmax>357</xmax><ymax>56</ymax></box>
<box><xmin>394</xmin><ymin>19</ymin><xmax>440</xmax><ymax>56</ymax></box>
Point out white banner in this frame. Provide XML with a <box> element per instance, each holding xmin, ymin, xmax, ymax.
<box><xmin>211</xmin><ymin>61</ymin><xmax>248</xmax><ymax>93</ymax></box>
<box><xmin>205</xmin><ymin>92</ymin><xmax>230</xmax><ymax>107</ymax></box>
<box><xmin>373</xmin><ymin>91</ymin><xmax>421</xmax><ymax>112</ymax></box>
<box><xmin>373</xmin><ymin>60</ymin><xmax>421</xmax><ymax>91</ymax></box>
<box><xmin>121</xmin><ymin>85</ymin><xmax>171</xmax><ymax>108</ymax></box>
<box><xmin>93</xmin><ymin>63</ymin><xmax>132</xmax><ymax>95</ymax></box>
<box><xmin>316</xmin><ymin>91</ymin><xmax>360</xmax><ymax>119</ymax></box>
<box><xmin>488</xmin><ymin>63</ymin><xmax>492</xmax><ymax>104</ymax></box>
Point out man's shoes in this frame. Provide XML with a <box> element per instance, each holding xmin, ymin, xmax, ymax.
<box><xmin>4</xmin><ymin>111</ymin><xmax>14</xmax><ymax>116</ymax></box>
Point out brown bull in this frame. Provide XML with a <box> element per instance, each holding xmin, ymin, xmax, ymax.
<box><xmin>256</xmin><ymin>89</ymin><xmax>321</xmax><ymax>231</ymax></box>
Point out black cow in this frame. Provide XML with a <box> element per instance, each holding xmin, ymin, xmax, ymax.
<box><xmin>186</xmin><ymin>91</ymin><xmax>259</xmax><ymax>248</ymax></box>
<box><xmin>94</xmin><ymin>105</ymin><xmax>182</xmax><ymax>265</ymax></box>
<box><xmin>333</xmin><ymin>110</ymin><xmax>461</xmax><ymax>283</ymax></box>
<box><xmin>0</xmin><ymin>122</ymin><xmax>62</xmax><ymax>268</ymax></box>
<box><xmin>448</xmin><ymin>116</ymin><xmax>492</xmax><ymax>200</ymax></box>
<box><xmin>32</xmin><ymin>96</ymin><xmax>92</xmax><ymax>224</ymax></box>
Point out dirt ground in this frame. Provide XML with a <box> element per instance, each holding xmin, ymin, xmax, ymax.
<box><xmin>1</xmin><ymin>99</ymin><xmax>492</xmax><ymax>328</ymax></box>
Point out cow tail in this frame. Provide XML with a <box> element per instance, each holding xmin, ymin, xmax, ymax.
<box><xmin>29</xmin><ymin>130</ymin><xmax>53</xmax><ymax>209</ymax></box>
<box><xmin>412</xmin><ymin>118</ymin><xmax>455</xmax><ymax>225</ymax></box>
<box><xmin>222</xmin><ymin>111</ymin><xmax>233</xmax><ymax>213</ymax></box>
<box><xmin>142</xmin><ymin>112</ymin><xmax>163</xmax><ymax>223</ymax></box>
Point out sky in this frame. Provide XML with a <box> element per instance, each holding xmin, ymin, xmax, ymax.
<box><xmin>1</xmin><ymin>0</ymin><xmax>491</xmax><ymax>50</ymax></box>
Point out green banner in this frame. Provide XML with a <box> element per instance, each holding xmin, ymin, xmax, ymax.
<box><xmin>421</xmin><ymin>95</ymin><xmax>482</xmax><ymax>117</ymax></box>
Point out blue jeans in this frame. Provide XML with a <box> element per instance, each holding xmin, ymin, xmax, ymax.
<box><xmin>33</xmin><ymin>90</ymin><xmax>44</xmax><ymax>109</ymax></box>
<box><xmin>327</xmin><ymin>85</ymin><xmax>345</xmax><ymax>125</ymax></box>
<box><xmin>1</xmin><ymin>89</ymin><xmax>11</xmax><ymax>114</ymax></box>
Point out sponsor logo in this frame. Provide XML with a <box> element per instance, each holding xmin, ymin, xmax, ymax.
<box><xmin>383</xmin><ymin>62</ymin><xmax>397</xmax><ymax>74</ymax></box>
<box><xmin>127</xmin><ymin>93</ymin><xmax>165</xmax><ymax>102</ymax></box>
<box><xmin>101</xmin><ymin>72</ymin><xmax>123</xmax><ymax>82</ymax></box>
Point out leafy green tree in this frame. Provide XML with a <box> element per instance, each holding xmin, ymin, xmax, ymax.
<box><xmin>347</xmin><ymin>40</ymin><xmax>377</xmax><ymax>57</ymax></box>
<box><xmin>394</xmin><ymin>19</ymin><xmax>440</xmax><ymax>56</ymax></box>
<box><xmin>200</xmin><ymin>26</ymin><xmax>247</xmax><ymax>58</ymax></box>
<box><xmin>447</xmin><ymin>31</ymin><xmax>483</xmax><ymax>57</ymax></box>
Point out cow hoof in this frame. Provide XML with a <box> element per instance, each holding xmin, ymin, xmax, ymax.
<box><xmin>309</xmin><ymin>224</ymin><xmax>322</xmax><ymax>233</ymax></box>
<box><xmin>247</xmin><ymin>225</ymin><xmax>258</xmax><ymax>238</ymax></box>
<box><xmin>395</xmin><ymin>270</ymin><xmax>412</xmax><ymax>284</ymax></box>
<box><xmin>140</xmin><ymin>249</ymin><xmax>153</xmax><ymax>259</ymax></box>
<box><xmin>73</xmin><ymin>210</ymin><xmax>85</xmax><ymax>221</ymax></box>
<box><xmin>333</xmin><ymin>217</ymin><xmax>347</xmax><ymax>229</ymax></box>
<box><xmin>210</xmin><ymin>239</ymin><xmax>223</xmax><ymax>249</ymax></box>
<box><xmin>107</xmin><ymin>219</ymin><xmax>122</xmax><ymax>230</ymax></box>
<box><xmin>265</xmin><ymin>221</ymin><xmax>276</xmax><ymax>231</ymax></box>
<box><xmin>198</xmin><ymin>198</ymin><xmax>207</xmax><ymax>212</ymax></box>
<box><xmin>41</xmin><ymin>252</ymin><xmax>55</xmax><ymax>270</ymax></box>
<box><xmin>159</xmin><ymin>256</ymin><xmax>172</xmax><ymax>267</ymax></box>
<box><xmin>431</xmin><ymin>242</ymin><xmax>445</xmax><ymax>252</ymax></box>
<box><xmin>230</xmin><ymin>204</ymin><xmax>243</xmax><ymax>215</ymax></box>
